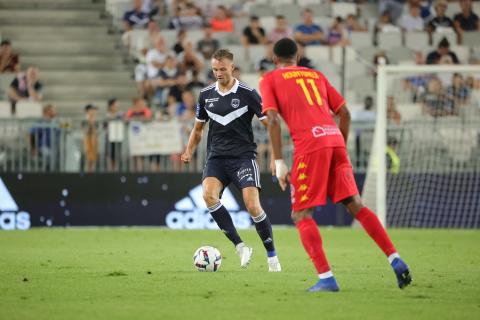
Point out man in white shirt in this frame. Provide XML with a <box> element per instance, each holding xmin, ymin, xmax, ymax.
<box><xmin>399</xmin><ymin>4</ymin><xmax>425</xmax><ymax>31</ymax></box>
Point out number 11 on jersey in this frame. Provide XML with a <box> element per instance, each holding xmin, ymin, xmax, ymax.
<box><xmin>295</xmin><ymin>78</ymin><xmax>323</xmax><ymax>107</ymax></box>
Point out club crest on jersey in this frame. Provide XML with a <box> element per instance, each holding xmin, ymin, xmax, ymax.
<box><xmin>231</xmin><ymin>99</ymin><xmax>240</xmax><ymax>108</ymax></box>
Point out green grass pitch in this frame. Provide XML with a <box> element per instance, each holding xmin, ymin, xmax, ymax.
<box><xmin>1</xmin><ymin>228</ymin><xmax>479</xmax><ymax>320</ymax></box>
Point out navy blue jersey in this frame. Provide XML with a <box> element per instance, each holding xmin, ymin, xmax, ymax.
<box><xmin>196</xmin><ymin>79</ymin><xmax>266</xmax><ymax>160</ymax></box>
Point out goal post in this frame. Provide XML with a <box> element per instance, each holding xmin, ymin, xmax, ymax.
<box><xmin>364</xmin><ymin>64</ymin><xmax>480</xmax><ymax>228</ymax></box>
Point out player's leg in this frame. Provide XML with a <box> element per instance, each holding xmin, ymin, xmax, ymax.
<box><xmin>242</xmin><ymin>186</ymin><xmax>281</xmax><ymax>272</ymax></box>
<box><xmin>341</xmin><ymin>195</ymin><xmax>412</xmax><ymax>289</ymax></box>
<box><xmin>328</xmin><ymin>147</ymin><xmax>412</xmax><ymax>288</ymax></box>
<box><xmin>289</xmin><ymin>150</ymin><xmax>339</xmax><ymax>291</ymax></box>
<box><xmin>292</xmin><ymin>209</ymin><xmax>339</xmax><ymax>292</ymax></box>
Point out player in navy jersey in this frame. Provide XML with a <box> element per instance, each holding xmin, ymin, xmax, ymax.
<box><xmin>181</xmin><ymin>49</ymin><xmax>281</xmax><ymax>272</ymax></box>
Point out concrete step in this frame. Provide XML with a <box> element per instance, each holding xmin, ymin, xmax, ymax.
<box><xmin>41</xmin><ymin>71</ymin><xmax>132</xmax><ymax>85</ymax></box>
<box><xmin>44</xmin><ymin>84</ymin><xmax>137</xmax><ymax>100</ymax></box>
<box><xmin>13</xmin><ymin>40</ymin><xmax>117</xmax><ymax>55</ymax></box>
<box><xmin>0</xmin><ymin>0</ymin><xmax>104</xmax><ymax>10</ymax></box>
<box><xmin>45</xmin><ymin>99</ymin><xmax>134</xmax><ymax>117</ymax></box>
<box><xmin>0</xmin><ymin>25</ymin><xmax>111</xmax><ymax>39</ymax></box>
<box><xmin>0</xmin><ymin>9</ymin><xmax>108</xmax><ymax>26</ymax></box>
<box><xmin>21</xmin><ymin>55</ymin><xmax>127</xmax><ymax>71</ymax></box>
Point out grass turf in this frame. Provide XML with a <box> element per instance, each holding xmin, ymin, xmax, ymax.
<box><xmin>0</xmin><ymin>228</ymin><xmax>479</xmax><ymax>320</ymax></box>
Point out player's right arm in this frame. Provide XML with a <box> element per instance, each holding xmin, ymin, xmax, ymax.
<box><xmin>181</xmin><ymin>92</ymin><xmax>208</xmax><ymax>163</ymax></box>
<box><xmin>260</xmin><ymin>73</ymin><xmax>289</xmax><ymax>191</ymax></box>
<box><xmin>181</xmin><ymin>120</ymin><xmax>205</xmax><ymax>163</ymax></box>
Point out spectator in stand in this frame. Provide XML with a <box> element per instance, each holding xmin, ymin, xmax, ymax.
<box><xmin>134</xmin><ymin>47</ymin><xmax>149</xmax><ymax>98</ymax></box>
<box><xmin>122</xmin><ymin>0</ymin><xmax>150</xmax><ymax>51</ymax></box>
<box><xmin>241</xmin><ymin>15</ymin><xmax>267</xmax><ymax>47</ymax></box>
<box><xmin>172</xmin><ymin>28</ymin><xmax>187</xmax><ymax>55</ymax></box>
<box><xmin>83</xmin><ymin>104</ymin><xmax>99</xmax><ymax>173</ymax></box>
<box><xmin>8</xmin><ymin>66</ymin><xmax>43</xmax><ymax>115</ymax></box>
<box><xmin>178</xmin><ymin>41</ymin><xmax>204</xmax><ymax>76</ymax></box>
<box><xmin>327</xmin><ymin>17</ymin><xmax>350</xmax><ymax>46</ymax></box>
<box><xmin>447</xmin><ymin>73</ymin><xmax>470</xmax><ymax>109</ymax></box>
<box><xmin>387</xmin><ymin>96</ymin><xmax>402</xmax><ymax>124</ymax></box>
<box><xmin>426</xmin><ymin>37</ymin><xmax>459</xmax><ymax>64</ymax></box>
<box><xmin>421</xmin><ymin>78</ymin><xmax>455</xmax><ymax>117</ymax></box>
<box><xmin>168</xmin><ymin>2</ymin><xmax>203</xmax><ymax>30</ymax></box>
<box><xmin>454</xmin><ymin>0</ymin><xmax>480</xmax><ymax>43</ymax></box>
<box><xmin>142</xmin><ymin>0</ymin><xmax>166</xmax><ymax>19</ymax></box>
<box><xmin>0</xmin><ymin>40</ymin><xmax>19</xmax><ymax>73</ymax></box>
<box><xmin>232</xmin><ymin>66</ymin><xmax>241</xmax><ymax>80</ymax></box>
<box><xmin>29</xmin><ymin>104</ymin><xmax>60</xmax><ymax>171</ymax></box>
<box><xmin>398</xmin><ymin>4</ymin><xmax>424</xmax><ymax>32</ymax></box>
<box><xmin>167</xmin><ymin>72</ymin><xmax>189</xmax><ymax>105</ymax></box>
<box><xmin>197</xmin><ymin>23</ymin><xmax>220</xmax><ymax>60</ymax></box>
<box><xmin>147</xmin><ymin>20</ymin><xmax>160</xmax><ymax>46</ymax></box>
<box><xmin>345</xmin><ymin>14</ymin><xmax>367</xmax><ymax>32</ymax></box>
<box><xmin>186</xmin><ymin>70</ymin><xmax>206</xmax><ymax>95</ymax></box>
<box><xmin>125</xmin><ymin>97</ymin><xmax>153</xmax><ymax>121</ymax></box>
<box><xmin>145</xmin><ymin>35</ymin><xmax>172</xmax><ymax>101</ymax></box>
<box><xmin>294</xmin><ymin>8</ymin><xmax>324</xmax><ymax>46</ymax></box>
<box><xmin>125</xmin><ymin>97</ymin><xmax>152</xmax><ymax>171</ymax></box>
<box><xmin>150</xmin><ymin>54</ymin><xmax>182</xmax><ymax>107</ymax></box>
<box><xmin>374</xmin><ymin>10</ymin><xmax>401</xmax><ymax>45</ymax></box>
<box><xmin>411</xmin><ymin>0</ymin><xmax>433</xmax><ymax>21</ymax></box>
<box><xmin>256</xmin><ymin>42</ymin><xmax>275</xmax><ymax>77</ymax></box>
<box><xmin>427</xmin><ymin>0</ymin><xmax>454</xmax><ymax>34</ymax></box>
<box><xmin>268</xmin><ymin>15</ymin><xmax>294</xmax><ymax>43</ymax></box>
<box><xmin>105</xmin><ymin>98</ymin><xmax>124</xmax><ymax>172</ymax></box>
<box><xmin>210</xmin><ymin>5</ymin><xmax>234</xmax><ymax>32</ymax></box>
<box><xmin>297</xmin><ymin>43</ymin><xmax>315</xmax><ymax>69</ymax></box>
<box><xmin>379</xmin><ymin>0</ymin><xmax>406</xmax><ymax>24</ymax></box>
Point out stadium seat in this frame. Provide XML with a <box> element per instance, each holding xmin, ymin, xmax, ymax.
<box><xmin>397</xmin><ymin>103</ymin><xmax>422</xmax><ymax>121</ymax></box>
<box><xmin>451</xmin><ymin>46</ymin><xmax>470</xmax><ymax>64</ymax></box>
<box><xmin>306</xmin><ymin>3</ymin><xmax>331</xmax><ymax>17</ymax></box>
<box><xmin>359</xmin><ymin>2</ymin><xmax>379</xmax><ymax>19</ymax></box>
<box><xmin>463</xmin><ymin>32</ymin><xmax>480</xmax><ymax>47</ymax></box>
<box><xmin>247</xmin><ymin>45</ymin><xmax>267</xmax><ymax>62</ymax></box>
<box><xmin>357</xmin><ymin>46</ymin><xmax>382</xmax><ymax>64</ymax></box>
<box><xmin>276</xmin><ymin>4</ymin><xmax>302</xmax><ymax>23</ymax></box>
<box><xmin>297</xmin><ymin>0</ymin><xmax>322</xmax><ymax>6</ymax></box>
<box><xmin>305</xmin><ymin>45</ymin><xmax>330</xmax><ymax>63</ymax></box>
<box><xmin>432</xmin><ymin>30</ymin><xmax>457</xmax><ymax>47</ymax></box>
<box><xmin>331</xmin><ymin>3</ymin><xmax>357</xmax><ymax>18</ymax></box>
<box><xmin>405</xmin><ymin>31</ymin><xmax>430</xmax><ymax>51</ymax></box>
<box><xmin>0</xmin><ymin>101</ymin><xmax>11</xmax><ymax>118</ymax></box>
<box><xmin>331</xmin><ymin>46</ymin><xmax>356</xmax><ymax>65</ymax></box>
<box><xmin>259</xmin><ymin>16</ymin><xmax>276</xmax><ymax>34</ymax></box>
<box><xmin>240</xmin><ymin>73</ymin><xmax>260</xmax><ymax>92</ymax></box>
<box><xmin>249</xmin><ymin>3</ymin><xmax>274</xmax><ymax>17</ymax></box>
<box><xmin>345</xmin><ymin>61</ymin><xmax>368</xmax><ymax>79</ymax></box>
<box><xmin>387</xmin><ymin>47</ymin><xmax>415</xmax><ymax>64</ymax></box>
<box><xmin>377</xmin><ymin>32</ymin><xmax>403</xmax><ymax>50</ymax></box>
<box><xmin>349</xmin><ymin>31</ymin><xmax>374</xmax><ymax>49</ymax></box>
<box><xmin>15</xmin><ymin>101</ymin><xmax>43</xmax><ymax>118</ymax></box>
<box><xmin>0</xmin><ymin>74</ymin><xmax>15</xmax><ymax>100</ymax></box>
<box><xmin>159</xmin><ymin>29</ymin><xmax>177</xmax><ymax>47</ymax></box>
<box><xmin>314</xmin><ymin>17</ymin><xmax>334</xmax><ymax>31</ymax></box>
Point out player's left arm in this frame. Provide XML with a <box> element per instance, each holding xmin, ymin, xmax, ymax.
<box><xmin>336</xmin><ymin>104</ymin><xmax>350</xmax><ymax>143</ymax></box>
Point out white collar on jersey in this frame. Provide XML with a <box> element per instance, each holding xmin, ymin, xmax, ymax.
<box><xmin>214</xmin><ymin>78</ymin><xmax>239</xmax><ymax>96</ymax></box>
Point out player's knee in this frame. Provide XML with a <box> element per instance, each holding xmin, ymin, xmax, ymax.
<box><xmin>291</xmin><ymin>210</ymin><xmax>313</xmax><ymax>224</ymax></box>
<box><xmin>203</xmin><ymin>192</ymin><xmax>219</xmax><ymax>207</ymax></box>
<box><xmin>244</xmin><ymin>200</ymin><xmax>261</xmax><ymax>215</ymax></box>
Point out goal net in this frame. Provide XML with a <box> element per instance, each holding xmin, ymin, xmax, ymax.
<box><xmin>362</xmin><ymin>65</ymin><xmax>480</xmax><ymax>228</ymax></box>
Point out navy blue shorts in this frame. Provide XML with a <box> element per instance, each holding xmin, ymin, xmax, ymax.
<box><xmin>202</xmin><ymin>158</ymin><xmax>261</xmax><ymax>190</ymax></box>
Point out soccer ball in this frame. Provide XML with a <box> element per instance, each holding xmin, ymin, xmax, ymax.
<box><xmin>193</xmin><ymin>246</ymin><xmax>222</xmax><ymax>272</ymax></box>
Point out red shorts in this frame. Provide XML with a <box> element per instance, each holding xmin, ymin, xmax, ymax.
<box><xmin>290</xmin><ymin>147</ymin><xmax>359</xmax><ymax>211</ymax></box>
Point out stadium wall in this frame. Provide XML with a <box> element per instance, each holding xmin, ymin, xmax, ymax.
<box><xmin>0</xmin><ymin>173</ymin><xmax>361</xmax><ymax>230</ymax></box>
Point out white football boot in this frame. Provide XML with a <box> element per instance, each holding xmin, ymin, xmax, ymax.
<box><xmin>236</xmin><ymin>243</ymin><xmax>253</xmax><ymax>268</ymax></box>
<box><xmin>267</xmin><ymin>256</ymin><xmax>282</xmax><ymax>272</ymax></box>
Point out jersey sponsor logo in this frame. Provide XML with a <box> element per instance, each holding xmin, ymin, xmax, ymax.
<box><xmin>205</xmin><ymin>98</ymin><xmax>219</xmax><ymax>103</ymax></box>
<box><xmin>165</xmin><ymin>184</ymin><xmax>251</xmax><ymax>229</ymax></box>
<box><xmin>208</xmin><ymin>103</ymin><xmax>214</xmax><ymax>108</ymax></box>
<box><xmin>312</xmin><ymin>125</ymin><xmax>342</xmax><ymax>138</ymax></box>
<box><xmin>231</xmin><ymin>98</ymin><xmax>240</xmax><ymax>109</ymax></box>
<box><xmin>0</xmin><ymin>178</ymin><xmax>31</xmax><ymax>230</ymax></box>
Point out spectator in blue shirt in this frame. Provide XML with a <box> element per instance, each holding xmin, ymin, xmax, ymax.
<box><xmin>294</xmin><ymin>9</ymin><xmax>324</xmax><ymax>46</ymax></box>
<box><xmin>122</xmin><ymin>0</ymin><xmax>150</xmax><ymax>51</ymax></box>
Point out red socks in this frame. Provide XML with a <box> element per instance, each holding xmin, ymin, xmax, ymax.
<box><xmin>356</xmin><ymin>207</ymin><xmax>397</xmax><ymax>256</ymax></box>
<box><xmin>296</xmin><ymin>218</ymin><xmax>330</xmax><ymax>274</ymax></box>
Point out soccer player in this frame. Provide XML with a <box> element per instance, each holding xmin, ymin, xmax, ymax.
<box><xmin>260</xmin><ymin>38</ymin><xmax>411</xmax><ymax>291</ymax></box>
<box><xmin>181</xmin><ymin>49</ymin><xmax>281</xmax><ymax>272</ymax></box>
